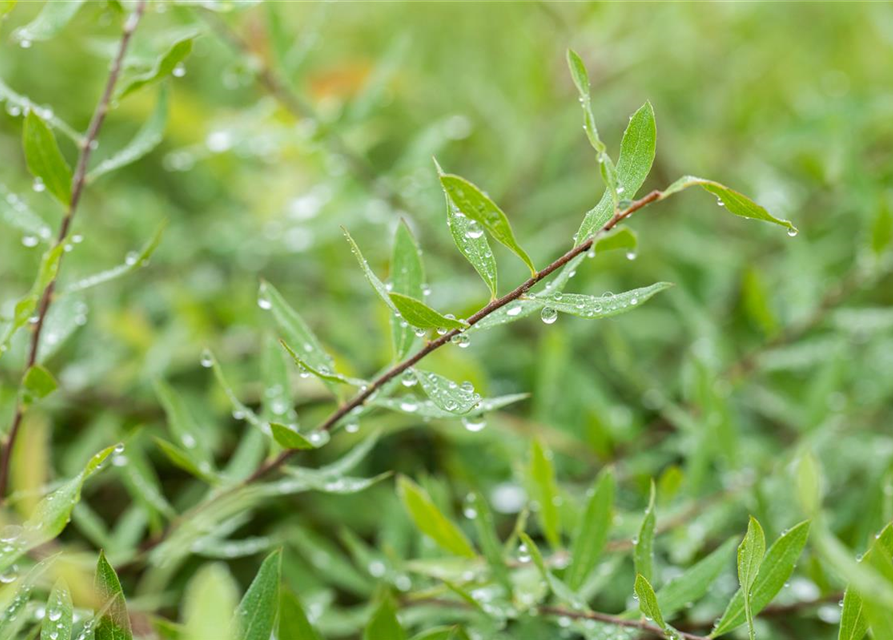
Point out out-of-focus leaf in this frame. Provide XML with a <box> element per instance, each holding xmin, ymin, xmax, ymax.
<box><xmin>154</xmin><ymin>439</ymin><xmax>218</xmax><ymax>484</ymax></box>
<box><xmin>566</xmin><ymin>468</ymin><xmax>614</xmax><ymax>590</ymax></box>
<box><xmin>436</xmin><ymin>159</ymin><xmax>497</xmax><ymax>298</ymax></box>
<box><xmin>0</xmin><ymin>556</ymin><xmax>55</xmax><ymax>639</ymax></box>
<box><xmin>234</xmin><ymin>549</ymin><xmax>281</xmax><ymax>640</ymax></box>
<box><xmin>183</xmin><ymin>563</ymin><xmax>238</xmax><ymax>640</ymax></box>
<box><xmin>260</xmin><ymin>281</ymin><xmax>336</xmax><ymax>374</ymax></box>
<box><xmin>616</xmin><ymin>102</ymin><xmax>656</xmax><ymax>198</ymax></box>
<box><xmin>0</xmin><ymin>1</ymin><xmax>16</xmax><ymax>19</ymax></box>
<box><xmin>23</xmin><ymin>110</ymin><xmax>71</xmax><ymax>206</ymax></box>
<box><xmin>871</xmin><ymin>200</ymin><xmax>893</xmax><ymax>256</ymax></box>
<box><xmin>635</xmin><ymin>574</ymin><xmax>669</xmax><ymax>633</ymax></box>
<box><xmin>270</xmin><ymin>422</ymin><xmax>326</xmax><ymax>450</ymax></box>
<box><xmin>391</xmin><ymin>220</ymin><xmax>425</xmax><ymax>358</ymax></box>
<box><xmin>0</xmin><ymin>79</ymin><xmax>82</xmax><ymax>143</ymax></box>
<box><xmin>154</xmin><ymin>379</ymin><xmax>214</xmax><ymax>467</ymax></box>
<box><xmin>661</xmin><ymin>176</ymin><xmax>798</xmax><ymax>233</ymax></box>
<box><xmin>0</xmin><ymin>183</ymin><xmax>52</xmax><ymax>240</ymax></box>
<box><xmin>712</xmin><ymin>520</ymin><xmax>810</xmax><ymax>636</ymax></box>
<box><xmin>439</xmin><ymin>174</ymin><xmax>536</xmax><ymax>274</ymax></box>
<box><xmin>634</xmin><ymin>482</ymin><xmax>657</xmax><ymax>583</ymax></box>
<box><xmin>279</xmin><ymin>590</ymin><xmax>321</xmax><ymax>640</ymax></box>
<box><xmin>520</xmin><ymin>532</ymin><xmax>586</xmax><ymax>610</ymax></box>
<box><xmin>528</xmin><ymin>438</ymin><xmax>561</xmax><ymax>549</ymax></box>
<box><xmin>0</xmin><ymin>243</ymin><xmax>63</xmax><ymax>356</ymax></box>
<box><xmin>397</xmin><ymin>475</ymin><xmax>475</xmax><ymax>558</ymax></box>
<box><xmin>41</xmin><ymin>579</ymin><xmax>73</xmax><ymax>640</ymax></box>
<box><xmin>838</xmin><ymin>524</ymin><xmax>893</xmax><ymax>640</ymax></box>
<box><xmin>20</xmin><ymin>363</ymin><xmax>57</xmax><ymax>406</ymax></box>
<box><xmin>468</xmin><ymin>491</ymin><xmax>511</xmax><ymax>593</ymax></box>
<box><xmin>12</xmin><ymin>0</ymin><xmax>84</xmax><ymax>42</ymax></box>
<box><xmin>118</xmin><ymin>35</ymin><xmax>195</xmax><ymax>98</ymax></box>
<box><xmin>656</xmin><ymin>536</ymin><xmax>738</xmax><ymax>617</ymax></box>
<box><xmin>469</xmin><ymin>297</ymin><xmax>544</xmax><ymax>332</ymax></box>
<box><xmin>863</xmin><ymin>532</ymin><xmax>893</xmax><ymax>638</ymax></box>
<box><xmin>741</xmin><ymin>268</ymin><xmax>778</xmax><ymax>336</ymax></box>
<box><xmin>89</xmin><ymin>86</ymin><xmax>168</xmax><ymax>181</ymax></box>
<box><xmin>364</xmin><ymin>595</ymin><xmax>405</xmax><ymax>640</ymax></box>
<box><xmin>539</xmin><ymin>282</ymin><xmax>673</xmax><ymax>320</ymax></box>
<box><xmin>389</xmin><ymin>293</ymin><xmax>465</xmax><ymax>331</ymax></box>
<box><xmin>795</xmin><ymin>451</ymin><xmax>823</xmax><ymax>516</ymax></box>
<box><xmin>594</xmin><ymin>227</ymin><xmax>637</xmax><ymax>255</ymax></box>
<box><xmin>372</xmin><ymin>393</ymin><xmax>527</xmax><ymax>419</ymax></box>
<box><xmin>65</xmin><ymin>221</ymin><xmax>166</xmax><ymax>293</ymax></box>
<box><xmin>95</xmin><ymin>551</ymin><xmax>133</xmax><ymax>640</ymax></box>
<box><xmin>413</xmin><ymin>369</ymin><xmax>481</xmax><ymax>414</ymax></box>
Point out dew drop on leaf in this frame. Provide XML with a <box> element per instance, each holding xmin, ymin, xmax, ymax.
<box><xmin>541</xmin><ymin>307</ymin><xmax>558</xmax><ymax>324</ymax></box>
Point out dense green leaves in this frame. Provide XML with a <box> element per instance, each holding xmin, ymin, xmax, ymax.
<box><xmin>397</xmin><ymin>475</ymin><xmax>476</xmax><ymax>558</ymax></box>
<box><xmin>440</xmin><ymin>174</ymin><xmax>536</xmax><ymax>274</ymax></box>
<box><xmin>235</xmin><ymin>550</ymin><xmax>281</xmax><ymax>640</ymax></box>
<box><xmin>23</xmin><ymin>110</ymin><xmax>71</xmax><ymax>205</ymax></box>
<box><xmin>389</xmin><ymin>293</ymin><xmax>466</xmax><ymax>331</ymax></box>
<box><xmin>565</xmin><ymin>468</ymin><xmax>614</xmax><ymax>590</ymax></box>
<box><xmin>95</xmin><ymin>551</ymin><xmax>133</xmax><ymax>640</ymax></box>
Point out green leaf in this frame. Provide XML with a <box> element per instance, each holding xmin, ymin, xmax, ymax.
<box><xmin>342</xmin><ymin>225</ymin><xmax>401</xmax><ymax>314</ymax></box>
<box><xmin>41</xmin><ymin>579</ymin><xmax>73</xmax><ymax>640</ymax></box>
<box><xmin>566</xmin><ymin>468</ymin><xmax>614</xmax><ymax>590</ymax></box>
<box><xmin>391</xmin><ymin>220</ymin><xmax>425</xmax><ymax>358</ymax></box>
<box><xmin>364</xmin><ymin>595</ymin><xmax>405</xmax><ymax>640</ymax></box>
<box><xmin>279</xmin><ymin>590</ymin><xmax>322</xmax><ymax>640</ymax></box>
<box><xmin>89</xmin><ymin>86</ymin><xmax>169</xmax><ymax>181</ymax></box>
<box><xmin>270</xmin><ymin>422</ymin><xmax>327</xmax><ymax>450</ymax></box>
<box><xmin>154</xmin><ymin>379</ymin><xmax>214</xmax><ymax>467</ymax></box>
<box><xmin>259</xmin><ymin>281</ymin><xmax>335</xmax><ymax>376</ymax></box>
<box><xmin>634</xmin><ymin>481</ymin><xmax>657</xmax><ymax>583</ymax></box>
<box><xmin>183</xmin><ymin>563</ymin><xmax>239</xmax><ymax>640</ymax></box>
<box><xmin>413</xmin><ymin>369</ymin><xmax>481</xmax><ymax>414</ymax></box>
<box><xmin>12</xmin><ymin>0</ymin><xmax>84</xmax><ymax>43</ymax></box>
<box><xmin>712</xmin><ymin>520</ymin><xmax>810</xmax><ymax>636</ymax></box>
<box><xmin>661</xmin><ymin>176</ymin><xmax>798</xmax><ymax>234</ymax></box>
<box><xmin>0</xmin><ymin>182</ymin><xmax>52</xmax><ymax>240</ymax></box>
<box><xmin>529</xmin><ymin>438</ymin><xmax>561</xmax><ymax>549</ymax></box>
<box><xmin>95</xmin><ymin>551</ymin><xmax>133</xmax><ymax>640</ymax></box>
<box><xmin>574</xmin><ymin>191</ymin><xmax>614</xmax><ymax>247</ymax></box>
<box><xmin>0</xmin><ymin>243</ymin><xmax>63</xmax><ymax>356</ymax></box>
<box><xmin>594</xmin><ymin>227</ymin><xmax>638</xmax><ymax>255</ymax></box>
<box><xmin>20</xmin><ymin>363</ymin><xmax>57</xmax><ymax>406</ymax></box>
<box><xmin>871</xmin><ymin>200</ymin><xmax>893</xmax><ymax>256</ymax></box>
<box><xmin>470</xmin><ymin>297</ymin><xmax>544</xmax><ymax>331</ymax></box>
<box><xmin>436</xmin><ymin>160</ymin><xmax>497</xmax><ymax>298</ymax></box>
<box><xmin>566</xmin><ymin>49</ymin><xmax>606</xmax><ymax>156</ymax></box>
<box><xmin>154</xmin><ymin>439</ymin><xmax>218</xmax><ymax>484</ymax></box>
<box><xmin>519</xmin><ymin>532</ymin><xmax>586</xmax><ymax>610</ymax></box>
<box><xmin>616</xmin><ymin>102</ymin><xmax>656</xmax><ymax>199</ymax></box>
<box><xmin>281</xmin><ymin>339</ymin><xmax>364</xmax><ymax>386</ymax></box>
<box><xmin>0</xmin><ymin>1</ymin><xmax>16</xmax><ymax>19</ymax></box>
<box><xmin>234</xmin><ymin>550</ymin><xmax>281</xmax><ymax>640</ymax></box>
<box><xmin>65</xmin><ymin>220</ymin><xmax>166</xmax><ymax>293</ymax></box>
<box><xmin>738</xmin><ymin>517</ymin><xmax>766</xmax><ymax>640</ymax></box>
<box><xmin>635</xmin><ymin>574</ymin><xmax>669</xmax><ymax>633</ymax></box>
<box><xmin>540</xmin><ymin>282</ymin><xmax>673</xmax><ymax>320</ymax></box>
<box><xmin>836</xmin><ymin>524</ymin><xmax>893</xmax><ymax>640</ymax></box>
<box><xmin>23</xmin><ymin>110</ymin><xmax>72</xmax><ymax>206</ymax></box>
<box><xmin>656</xmin><ymin>536</ymin><xmax>738</xmax><ymax>618</ymax></box>
<box><xmin>468</xmin><ymin>491</ymin><xmax>511</xmax><ymax>594</ymax></box>
<box><xmin>389</xmin><ymin>293</ymin><xmax>466</xmax><ymax>331</ymax></box>
<box><xmin>372</xmin><ymin>392</ymin><xmax>527</xmax><ymax>420</ymax></box>
<box><xmin>0</xmin><ymin>556</ymin><xmax>55</xmax><ymax>640</ymax></box>
<box><xmin>0</xmin><ymin>445</ymin><xmax>117</xmax><ymax>573</ymax></box>
<box><xmin>863</xmin><ymin>539</ymin><xmax>893</xmax><ymax>639</ymax></box>
<box><xmin>439</xmin><ymin>174</ymin><xmax>536</xmax><ymax>274</ymax></box>
<box><xmin>795</xmin><ymin>451</ymin><xmax>823</xmax><ymax>516</ymax></box>
<box><xmin>118</xmin><ymin>35</ymin><xmax>195</xmax><ymax>99</ymax></box>
<box><xmin>396</xmin><ymin>475</ymin><xmax>476</xmax><ymax>558</ymax></box>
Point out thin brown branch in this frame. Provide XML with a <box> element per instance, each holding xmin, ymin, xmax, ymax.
<box><xmin>539</xmin><ymin>605</ymin><xmax>709</xmax><ymax>640</ymax></box>
<box><xmin>0</xmin><ymin>0</ymin><xmax>148</xmax><ymax>501</ymax></box>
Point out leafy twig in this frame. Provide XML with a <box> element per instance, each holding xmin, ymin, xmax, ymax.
<box><xmin>538</xmin><ymin>605</ymin><xmax>709</xmax><ymax>640</ymax></box>
<box><xmin>0</xmin><ymin>0</ymin><xmax>149</xmax><ymax>500</ymax></box>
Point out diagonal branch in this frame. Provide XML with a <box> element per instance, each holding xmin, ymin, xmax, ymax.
<box><xmin>0</xmin><ymin>0</ymin><xmax>149</xmax><ymax>500</ymax></box>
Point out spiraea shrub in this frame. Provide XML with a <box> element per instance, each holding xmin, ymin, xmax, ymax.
<box><xmin>1</xmin><ymin>2</ymin><xmax>892</xmax><ymax>640</ymax></box>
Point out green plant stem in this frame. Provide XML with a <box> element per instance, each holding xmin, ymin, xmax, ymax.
<box><xmin>0</xmin><ymin>0</ymin><xmax>149</xmax><ymax>501</ymax></box>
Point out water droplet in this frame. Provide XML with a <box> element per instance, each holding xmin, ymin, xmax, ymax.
<box><xmin>172</xmin><ymin>63</ymin><xmax>186</xmax><ymax>77</ymax></box>
<box><xmin>465</xmin><ymin>221</ymin><xmax>484</xmax><ymax>239</ymax></box>
<box><xmin>19</xmin><ymin>39</ymin><xmax>32</xmax><ymax>49</ymax></box>
<box><xmin>401</xmin><ymin>370</ymin><xmax>417</xmax><ymax>387</ymax></box>
<box><xmin>32</xmin><ymin>177</ymin><xmax>45</xmax><ymax>193</ymax></box>
<box><xmin>625</xmin><ymin>251</ymin><xmax>637</xmax><ymax>261</ymax></box>
<box><xmin>506</xmin><ymin>303</ymin><xmax>522</xmax><ymax>317</ymax></box>
<box><xmin>124</xmin><ymin>251</ymin><xmax>139</xmax><ymax>266</ymax></box>
<box><xmin>540</xmin><ymin>307</ymin><xmax>558</xmax><ymax>324</ymax></box>
<box><xmin>452</xmin><ymin>333</ymin><xmax>470</xmax><ymax>348</ymax></box>
<box><xmin>462</xmin><ymin>415</ymin><xmax>486</xmax><ymax>432</ymax></box>
<box><xmin>344</xmin><ymin>420</ymin><xmax>360</xmax><ymax>434</ymax></box>
<box><xmin>257</xmin><ymin>289</ymin><xmax>272</xmax><ymax>310</ymax></box>
<box><xmin>21</xmin><ymin>235</ymin><xmax>38</xmax><ymax>248</ymax></box>
<box><xmin>413</xmin><ymin>327</ymin><xmax>427</xmax><ymax>337</ymax></box>
<box><xmin>787</xmin><ymin>228</ymin><xmax>799</xmax><ymax>237</ymax></box>
<box><xmin>400</xmin><ymin>398</ymin><xmax>418</xmax><ymax>412</ymax></box>
<box><xmin>200</xmin><ymin>350</ymin><xmax>214</xmax><ymax>368</ymax></box>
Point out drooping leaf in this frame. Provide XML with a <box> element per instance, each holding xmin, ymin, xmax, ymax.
<box><xmin>391</xmin><ymin>220</ymin><xmax>425</xmax><ymax>358</ymax></box>
<box><xmin>712</xmin><ymin>520</ymin><xmax>810</xmax><ymax>636</ymax></box>
<box><xmin>528</xmin><ymin>438</ymin><xmax>561</xmax><ymax>549</ymax></box>
<box><xmin>89</xmin><ymin>85</ymin><xmax>169</xmax><ymax>181</ymax></box>
<box><xmin>616</xmin><ymin>102</ymin><xmax>656</xmax><ymax>199</ymax></box>
<box><xmin>566</xmin><ymin>468</ymin><xmax>614</xmax><ymax>590</ymax></box>
<box><xmin>389</xmin><ymin>293</ymin><xmax>466</xmax><ymax>331</ymax></box>
<box><xmin>278</xmin><ymin>590</ymin><xmax>322</xmax><ymax>640</ymax></box>
<box><xmin>259</xmin><ymin>280</ymin><xmax>336</xmax><ymax>375</ymax></box>
<box><xmin>118</xmin><ymin>34</ymin><xmax>195</xmax><ymax>98</ymax></box>
<box><xmin>65</xmin><ymin>221</ymin><xmax>166</xmax><ymax>293</ymax></box>
<box><xmin>372</xmin><ymin>392</ymin><xmax>527</xmax><ymax>420</ymax></box>
<box><xmin>661</xmin><ymin>176</ymin><xmax>798</xmax><ymax>234</ymax></box>
<box><xmin>634</xmin><ymin>481</ymin><xmax>657</xmax><ymax>583</ymax></box>
<box><xmin>594</xmin><ymin>227</ymin><xmax>637</xmax><ymax>255</ymax></box>
<box><xmin>397</xmin><ymin>475</ymin><xmax>476</xmax><ymax>558</ymax></box>
<box><xmin>95</xmin><ymin>551</ymin><xmax>133</xmax><ymax>640</ymax></box>
<box><xmin>41</xmin><ymin>579</ymin><xmax>73</xmax><ymax>640</ymax></box>
<box><xmin>270</xmin><ymin>422</ymin><xmax>327</xmax><ymax>451</ymax></box>
<box><xmin>635</xmin><ymin>574</ymin><xmax>669</xmax><ymax>633</ymax></box>
<box><xmin>539</xmin><ymin>282</ymin><xmax>673</xmax><ymax>320</ymax></box>
<box><xmin>12</xmin><ymin>0</ymin><xmax>84</xmax><ymax>43</ymax></box>
<box><xmin>23</xmin><ymin>110</ymin><xmax>72</xmax><ymax>206</ymax></box>
<box><xmin>440</xmin><ymin>174</ymin><xmax>536</xmax><ymax>274</ymax></box>
<box><xmin>183</xmin><ymin>563</ymin><xmax>239</xmax><ymax>640</ymax></box>
<box><xmin>234</xmin><ymin>550</ymin><xmax>281</xmax><ymax>640</ymax></box>
<box><xmin>364</xmin><ymin>595</ymin><xmax>405</xmax><ymax>640</ymax></box>
<box><xmin>281</xmin><ymin>339</ymin><xmax>364</xmax><ymax>386</ymax></box>
<box><xmin>413</xmin><ymin>369</ymin><xmax>481</xmax><ymax>414</ymax></box>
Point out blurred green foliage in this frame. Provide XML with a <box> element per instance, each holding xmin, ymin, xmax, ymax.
<box><xmin>1</xmin><ymin>1</ymin><xmax>893</xmax><ymax>639</ymax></box>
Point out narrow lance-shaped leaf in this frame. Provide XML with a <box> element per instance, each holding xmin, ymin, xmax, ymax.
<box><xmin>436</xmin><ymin>159</ymin><xmax>497</xmax><ymax>298</ymax></box>
<box><xmin>154</xmin><ymin>438</ymin><xmax>218</xmax><ymax>485</ymax></box>
<box><xmin>0</xmin><ymin>243</ymin><xmax>63</xmax><ymax>356</ymax></box>
<box><xmin>529</xmin><ymin>438</ymin><xmax>562</xmax><ymax>549</ymax></box>
<box><xmin>413</xmin><ymin>369</ymin><xmax>481</xmax><ymax>414</ymax></box>
<box><xmin>281</xmin><ymin>340</ymin><xmax>364</xmax><ymax>386</ymax></box>
<box><xmin>397</xmin><ymin>475</ymin><xmax>476</xmax><ymax>558</ymax></box>
<box><xmin>519</xmin><ymin>532</ymin><xmax>587</xmax><ymax>610</ymax></box>
<box><xmin>270</xmin><ymin>422</ymin><xmax>328</xmax><ymax>451</ymax></box>
<box><xmin>95</xmin><ymin>551</ymin><xmax>133</xmax><ymax>640</ymax></box>
<box><xmin>23</xmin><ymin>110</ymin><xmax>72</xmax><ymax>206</ymax></box>
<box><xmin>154</xmin><ymin>379</ymin><xmax>214</xmax><ymax>466</ymax></box>
<box><xmin>635</xmin><ymin>574</ymin><xmax>670</xmax><ymax>634</ymax></box>
<box><xmin>259</xmin><ymin>281</ymin><xmax>335</xmax><ymax>374</ymax></box>
<box><xmin>234</xmin><ymin>549</ymin><xmax>281</xmax><ymax>640</ymax></box>
<box><xmin>711</xmin><ymin>520</ymin><xmax>810</xmax><ymax>636</ymax></box>
<box><xmin>661</xmin><ymin>176</ymin><xmax>798</xmax><ymax>234</ymax></box>
<box><xmin>372</xmin><ymin>392</ymin><xmax>527</xmax><ymax>420</ymax></box>
<box><xmin>634</xmin><ymin>481</ymin><xmax>657</xmax><ymax>583</ymax></box>
<box><xmin>468</xmin><ymin>491</ymin><xmax>512</xmax><ymax>594</ymax></box>
<box><xmin>42</xmin><ymin>579</ymin><xmax>73</xmax><ymax>640</ymax></box>
<box><xmin>118</xmin><ymin>34</ymin><xmax>195</xmax><ymax>98</ymax></box>
<box><xmin>566</xmin><ymin>49</ymin><xmax>607</xmax><ymax>156</ymax></box>
<box><xmin>342</xmin><ymin>227</ymin><xmax>400</xmax><ymax>315</ymax></box>
<box><xmin>738</xmin><ymin>517</ymin><xmax>766</xmax><ymax>640</ymax></box>
<box><xmin>391</xmin><ymin>220</ymin><xmax>425</xmax><ymax>358</ymax></box>
<box><xmin>183</xmin><ymin>563</ymin><xmax>239</xmax><ymax>640</ymax></box>
<box><xmin>440</xmin><ymin>174</ymin><xmax>536</xmax><ymax>274</ymax></box>
<box><xmin>838</xmin><ymin>524</ymin><xmax>893</xmax><ymax>640</ymax></box>
<box><xmin>616</xmin><ymin>101</ymin><xmax>656</xmax><ymax>199</ymax></box>
<box><xmin>566</xmin><ymin>468</ymin><xmax>614</xmax><ymax>590</ymax></box>
<box><xmin>389</xmin><ymin>293</ymin><xmax>465</xmax><ymax>331</ymax></box>
<box><xmin>364</xmin><ymin>595</ymin><xmax>405</xmax><ymax>640</ymax></box>
<box><xmin>540</xmin><ymin>282</ymin><xmax>674</xmax><ymax>320</ymax></box>
<box><xmin>89</xmin><ymin>85</ymin><xmax>169</xmax><ymax>181</ymax></box>
<box><xmin>279</xmin><ymin>590</ymin><xmax>322</xmax><ymax>640</ymax></box>
<box><xmin>12</xmin><ymin>0</ymin><xmax>84</xmax><ymax>43</ymax></box>
<box><xmin>0</xmin><ymin>182</ymin><xmax>52</xmax><ymax>240</ymax></box>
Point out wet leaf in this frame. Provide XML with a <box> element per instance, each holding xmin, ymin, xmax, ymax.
<box><xmin>397</xmin><ymin>475</ymin><xmax>476</xmax><ymax>558</ymax></box>
<box><xmin>23</xmin><ymin>110</ymin><xmax>71</xmax><ymax>206</ymax></box>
